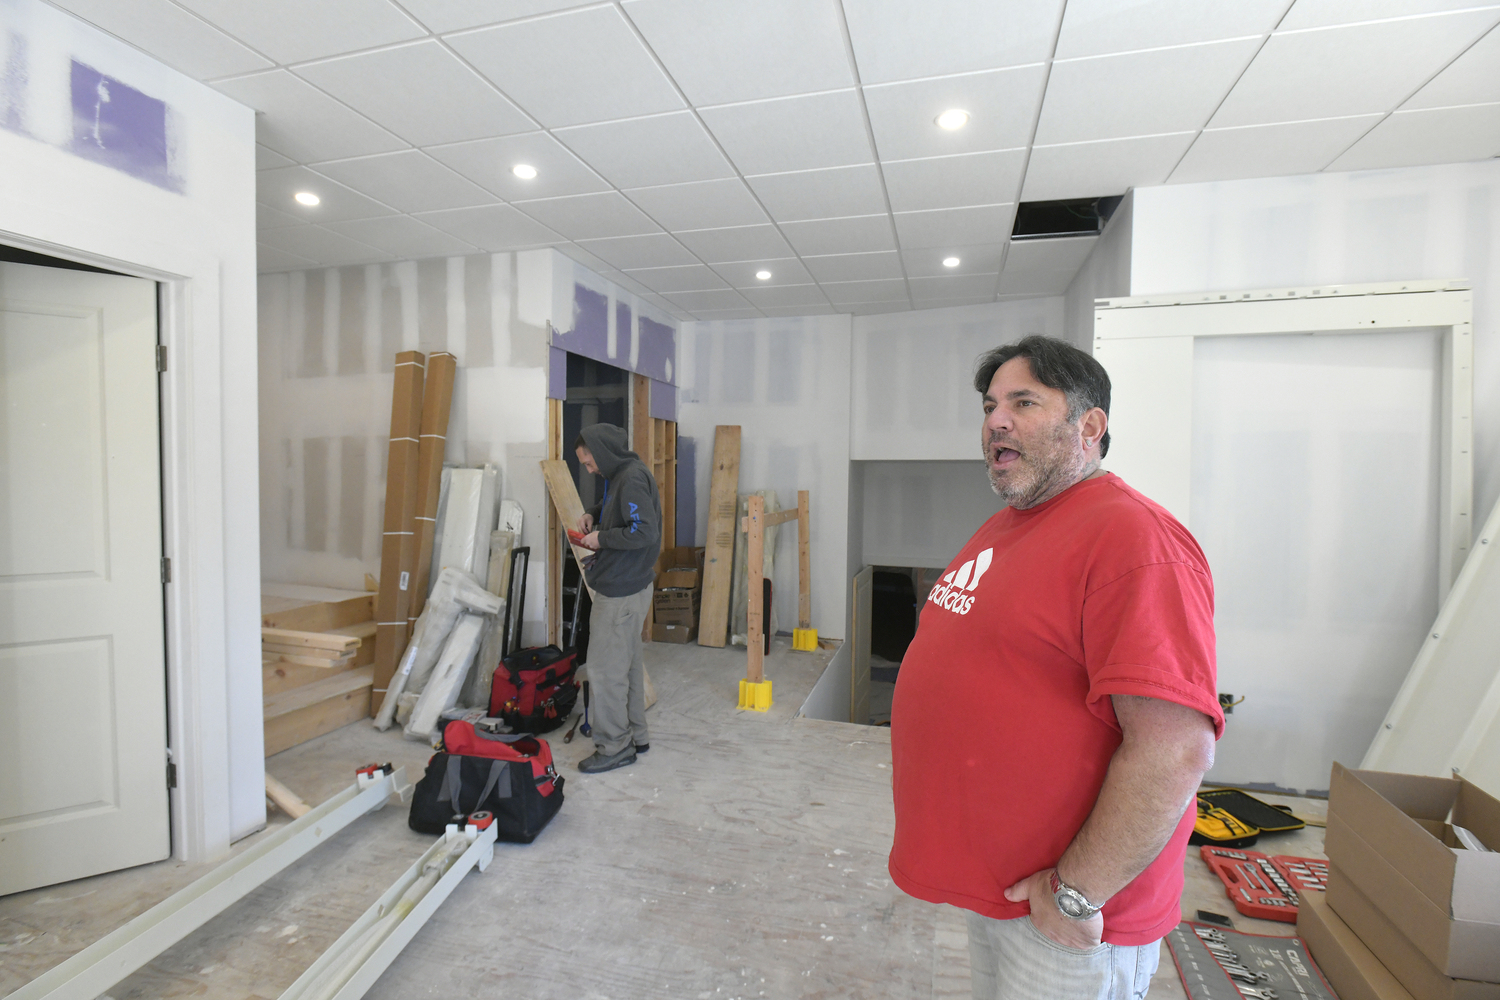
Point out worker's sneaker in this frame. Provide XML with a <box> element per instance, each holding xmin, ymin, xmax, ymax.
<box><xmin>578</xmin><ymin>747</ymin><xmax>636</xmax><ymax>773</ymax></box>
<box><xmin>634</xmin><ymin>743</ymin><xmax>649</xmax><ymax>754</ymax></box>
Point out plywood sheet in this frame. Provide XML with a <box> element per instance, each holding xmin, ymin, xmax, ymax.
<box><xmin>698</xmin><ymin>425</ymin><xmax>741</xmax><ymax>648</ymax></box>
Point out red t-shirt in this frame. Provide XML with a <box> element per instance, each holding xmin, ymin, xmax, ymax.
<box><xmin>888</xmin><ymin>473</ymin><xmax>1223</xmax><ymax>946</ymax></box>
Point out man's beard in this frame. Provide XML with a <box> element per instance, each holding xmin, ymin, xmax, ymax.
<box><xmin>984</xmin><ymin>420</ymin><xmax>1091</xmax><ymax>509</ymax></box>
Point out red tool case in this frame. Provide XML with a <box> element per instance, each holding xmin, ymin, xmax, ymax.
<box><xmin>1200</xmin><ymin>845</ymin><xmax>1328</xmax><ymax>922</ymax></box>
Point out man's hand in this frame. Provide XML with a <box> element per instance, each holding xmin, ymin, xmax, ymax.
<box><xmin>579</xmin><ymin>531</ymin><xmax>600</xmax><ymax>550</ymax></box>
<box><xmin>1003</xmin><ymin>868</ymin><xmax>1103</xmax><ymax>951</ymax></box>
<box><xmin>576</xmin><ymin>513</ymin><xmax>594</xmax><ymax>533</ymax></box>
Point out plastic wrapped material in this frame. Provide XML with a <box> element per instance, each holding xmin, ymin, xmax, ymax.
<box><xmin>405</xmin><ymin>613</ymin><xmax>485</xmax><ymax>741</ymax></box>
<box><xmin>460</xmin><ymin>529</ymin><xmax>517</xmax><ymax>710</ymax></box>
<box><xmin>498</xmin><ymin>499</ymin><xmax>523</xmax><ymax>536</ymax></box>
<box><xmin>426</xmin><ymin>466</ymin><xmax>452</xmax><ymax>599</ymax></box>
<box><xmin>470</xmin><ymin>465</ymin><xmax>499</xmax><ymax>590</ymax></box>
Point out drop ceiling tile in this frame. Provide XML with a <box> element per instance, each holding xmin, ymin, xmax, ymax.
<box><xmin>257</xmin><ymin>165</ymin><xmax>398</xmax><ymax>222</ymax></box>
<box><xmin>900</xmin><ymin>243</ymin><xmax>1008</xmax><ymax>277</ymax></box>
<box><xmin>740</xmin><ymin>284</ymin><xmax>831</xmax><ymax>309</ymax></box>
<box><xmin>664</xmin><ymin>289</ymin><xmax>755</xmax><ymax>311</ymax></box>
<box><xmin>842</xmin><ymin>0</ymin><xmax>1064</xmax><ymax>84</ymax></box>
<box><xmin>700</xmin><ymin>90</ymin><xmax>874</xmax><ymax>175</ymax></box>
<box><xmin>1329</xmin><ymin>102</ymin><xmax>1500</xmax><ymax>170</ymax></box>
<box><xmin>514</xmin><ymin>191</ymin><xmax>662</xmax><ymax>240</ymax></box>
<box><xmin>257</xmin><ymin>203</ymin><xmax>302</xmax><ymax>230</ymax></box>
<box><xmin>687</xmin><ymin>308</ymin><xmax>766</xmax><ymax>319</ymax></box>
<box><xmin>843</xmin><ymin>300</ymin><xmax>912</xmax><ymax>315</ymax></box>
<box><xmin>558</xmin><ymin>245</ymin><xmax>616</xmax><ymax>276</ymax></box>
<box><xmin>400</xmin><ymin>0</ymin><xmax>592</xmax><ymax>32</ymax></box>
<box><xmin>1002</xmin><ymin>236</ymin><xmax>1099</xmax><ymax>275</ymax></box>
<box><xmin>712</xmin><ymin>258</ymin><xmax>813</xmax><ymax>288</ymax></box>
<box><xmin>258</xmin><ymin>243</ymin><xmax>318</xmax><ymax>271</ymax></box>
<box><xmin>621</xmin><ymin>265</ymin><xmax>731</xmax><ymax>293</ymax></box>
<box><xmin>323</xmin><ymin>216</ymin><xmax>480</xmax><ymax>257</ymax></box>
<box><xmin>1037</xmin><ymin>38</ymin><xmax>1263</xmax><ymax>145</ymax></box>
<box><xmin>824</xmin><ymin>278</ymin><xmax>910</xmax><ymax>305</ymax></box>
<box><xmin>882</xmin><ymin>150</ymin><xmax>1027</xmax><ymax>213</ymax></box>
<box><xmin>257</xmin><ymin>145</ymin><xmax>296</xmax><ymax>170</ymax></box>
<box><xmin>673</xmin><ymin>225</ymin><xmax>795</xmax><ymax>263</ymax></box>
<box><xmin>996</xmin><ymin>269</ymin><xmax>1077</xmax><ymax>295</ymax></box>
<box><xmin>863</xmin><ymin>66</ymin><xmax>1047</xmax><ymax>160</ymax></box>
<box><xmin>574</xmin><ymin>233</ymin><xmax>699</xmax><ymax>269</ymax></box>
<box><xmin>448</xmin><ymin>6</ymin><xmax>684</xmax><ymax>128</ymax></box>
<box><xmin>555</xmin><ymin>113</ymin><xmax>734</xmax><ymax>188</ymax></box>
<box><xmin>1021</xmin><ymin>133</ymin><xmax>1196</xmax><ymax>201</ymax></box>
<box><xmin>1404</xmin><ymin>24</ymin><xmax>1500</xmax><ymax>109</ymax></box>
<box><xmin>778</xmin><ymin>215</ymin><xmax>896</xmax><ymax>256</ymax></box>
<box><xmin>908</xmin><ymin>273</ymin><xmax>999</xmax><ymax>299</ymax></box>
<box><xmin>49</xmin><ymin>0</ymin><xmax>273</xmax><ymax>79</ymax></box>
<box><xmin>175</xmin><ymin>0</ymin><xmax>424</xmax><ymax>64</ymax></box>
<box><xmin>1054</xmin><ymin>0</ymin><xmax>1291</xmax><ymax>58</ymax></box>
<box><xmin>215</xmin><ymin>71</ymin><xmax>405</xmax><ymax>163</ymax></box>
<box><xmin>1170</xmin><ymin>115</ymin><xmax>1383</xmax><ymax>182</ymax></box>
<box><xmin>294</xmin><ymin>42</ymin><xmax>534</xmax><ymax>148</ymax></box>
<box><xmin>893</xmin><ymin>204</ymin><xmax>1015</xmax><ymax>249</ymax></box>
<box><xmin>762</xmin><ymin>304</ymin><xmax>839</xmax><ymax>316</ymax></box>
<box><xmin>623</xmin><ymin>179</ymin><xmax>770</xmax><ymax>231</ymax></box>
<box><xmin>258</xmin><ymin>225</ymin><xmax>392</xmax><ymax>267</ymax></box>
<box><xmin>415</xmin><ymin>205</ymin><xmax>562</xmax><ymax>250</ymax></box>
<box><xmin>1279</xmin><ymin>0</ymin><xmax>1489</xmax><ymax>31</ymax></box>
<box><xmin>912</xmin><ymin>294</ymin><xmax>997</xmax><ymax>309</ymax></box>
<box><xmin>428</xmin><ymin>132</ymin><xmax>610</xmax><ymax>201</ymax></box>
<box><xmin>623</xmin><ymin>0</ymin><xmax>852</xmax><ymax>105</ymax></box>
<box><xmin>314</xmin><ymin>151</ymin><xmax>498</xmax><ymax>214</ymax></box>
<box><xmin>802</xmin><ymin>251</ymin><xmax>904</xmax><ymax>282</ymax></box>
<box><xmin>746</xmin><ymin>165</ymin><xmax>888</xmax><ymax>222</ymax></box>
<box><xmin>1210</xmin><ymin>10</ymin><xmax>1500</xmax><ymax>127</ymax></box>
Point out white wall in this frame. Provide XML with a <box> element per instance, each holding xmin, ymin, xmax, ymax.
<box><xmin>0</xmin><ymin>0</ymin><xmax>260</xmax><ymax>854</ymax></box>
<box><xmin>850</xmin><ymin>297</ymin><xmax>1066</xmax><ymax>460</ymax></box>
<box><xmin>678</xmin><ymin>315</ymin><xmax>852</xmax><ymax>639</ymax></box>
<box><xmin>857</xmin><ymin>461</ymin><xmax>1003</xmax><ymax>569</ymax></box>
<box><xmin>1064</xmin><ymin>192</ymin><xmax>1133</xmax><ymax>350</ymax></box>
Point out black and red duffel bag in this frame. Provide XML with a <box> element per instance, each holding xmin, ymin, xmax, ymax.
<box><xmin>489</xmin><ymin>645</ymin><xmax>579</xmax><ymax>734</ymax></box>
<box><xmin>408</xmin><ymin>720</ymin><xmax>564</xmax><ymax>843</ymax></box>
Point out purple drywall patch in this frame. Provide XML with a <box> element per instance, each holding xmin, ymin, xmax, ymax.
<box><xmin>69</xmin><ymin>60</ymin><xmax>183</xmax><ymax>193</ymax></box>
<box><xmin>553</xmin><ymin>282</ymin><xmax>609</xmax><ymax>359</ymax></box>
<box><xmin>649</xmin><ymin>377</ymin><xmax>676</xmax><ymax>421</ymax></box>
<box><xmin>638</xmin><ymin>315</ymin><xmax>675</xmax><ymax>384</ymax></box>
<box><xmin>2</xmin><ymin>32</ymin><xmax>29</xmax><ymax>136</ymax></box>
<box><xmin>548</xmin><ymin>345</ymin><xmax>567</xmax><ymax>400</ymax></box>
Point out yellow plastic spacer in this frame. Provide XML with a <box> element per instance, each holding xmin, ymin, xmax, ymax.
<box><xmin>738</xmin><ymin>678</ymin><xmax>772</xmax><ymax>712</ymax></box>
<box><xmin>791</xmin><ymin>627</ymin><xmax>819</xmax><ymax>651</ymax></box>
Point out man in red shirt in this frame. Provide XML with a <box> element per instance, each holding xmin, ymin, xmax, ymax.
<box><xmin>889</xmin><ymin>336</ymin><xmax>1222</xmax><ymax>999</ymax></box>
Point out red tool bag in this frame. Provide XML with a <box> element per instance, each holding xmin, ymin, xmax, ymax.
<box><xmin>408</xmin><ymin>720</ymin><xmax>564</xmax><ymax>843</ymax></box>
<box><xmin>489</xmin><ymin>645</ymin><xmax>579</xmax><ymax>734</ymax></box>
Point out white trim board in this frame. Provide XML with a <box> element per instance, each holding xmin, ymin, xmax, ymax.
<box><xmin>1093</xmin><ymin>280</ymin><xmax>1474</xmax><ymax>603</ymax></box>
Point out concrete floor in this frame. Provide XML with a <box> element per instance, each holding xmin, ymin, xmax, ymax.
<box><xmin>1</xmin><ymin>638</ymin><xmax>1325</xmax><ymax>1000</ymax></box>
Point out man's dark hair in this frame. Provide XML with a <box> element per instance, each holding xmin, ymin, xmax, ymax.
<box><xmin>573</xmin><ymin>433</ymin><xmax>588</xmax><ymax>451</ymax></box>
<box><xmin>973</xmin><ymin>335</ymin><xmax>1112</xmax><ymax>458</ymax></box>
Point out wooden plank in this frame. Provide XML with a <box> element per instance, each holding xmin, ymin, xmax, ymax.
<box><xmin>326</xmin><ymin>620</ymin><xmax>377</xmax><ymax>640</ymax></box>
<box><xmin>697</xmin><ymin>425</ymin><xmax>741</xmax><ymax>648</ymax></box>
<box><xmin>374</xmin><ymin>350</ymin><xmax>426</xmax><ymax>713</ymax></box>
<box><xmin>663</xmin><ymin>421</ymin><xmax>677</xmax><ymax>549</ymax></box>
<box><xmin>261</xmin><ymin>627</ymin><xmax>359</xmax><ymax>651</ymax></box>
<box><xmin>548</xmin><ymin>396</ymin><xmax>562</xmax><ymax>648</ymax></box>
<box><xmin>264</xmin><ymin>666</ymin><xmax>374</xmax><ymax>721</ymax></box>
<box><xmin>263</xmin><ymin>684</ymin><xmax>372</xmax><ymax>757</ymax></box>
<box><xmin>265</xmin><ymin>651</ymin><xmax>353</xmax><ymax>670</ymax></box>
<box><xmin>261</xmin><ymin>642</ymin><xmax>354</xmax><ymax>662</ymax></box>
<box><xmin>264</xmin><ymin>774</ymin><xmax>310</xmax><ymax>818</ymax></box>
<box><xmin>762</xmin><ymin>509</ymin><xmax>798</xmax><ymax>527</ymax></box>
<box><xmin>260</xmin><ymin>594</ymin><xmax>374</xmax><ymax>632</ymax></box>
<box><xmin>262</xmin><ymin>659</ymin><xmax>358</xmax><ymax>697</ymax></box>
<box><xmin>410</xmin><ymin>351</ymin><xmax>457</xmax><ymax>628</ymax></box>
<box><xmin>797</xmin><ymin>490</ymin><xmax>811</xmax><ymax>630</ymax></box>
<box><xmin>746</xmin><ymin>495</ymin><xmax>765</xmax><ymax>684</ymax></box>
<box><xmin>540</xmin><ymin>459</ymin><xmax>602</xmax><ymax>577</ymax></box>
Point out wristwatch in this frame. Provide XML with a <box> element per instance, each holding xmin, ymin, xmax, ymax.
<box><xmin>1050</xmin><ymin>869</ymin><xmax>1105</xmax><ymax>920</ymax></box>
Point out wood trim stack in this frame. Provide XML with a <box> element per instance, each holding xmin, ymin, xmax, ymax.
<box><xmin>262</xmin><ymin>594</ymin><xmax>377</xmax><ymax>755</ymax></box>
<box><xmin>373</xmin><ymin>351</ymin><xmax>426</xmax><ymax>715</ymax></box>
<box><xmin>698</xmin><ymin>425</ymin><xmax>741</xmax><ymax>648</ymax></box>
<box><xmin>409</xmin><ymin>352</ymin><xmax>457</xmax><ymax>631</ymax></box>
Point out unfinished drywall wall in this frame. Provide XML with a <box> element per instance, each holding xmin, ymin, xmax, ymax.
<box><xmin>850</xmin><ymin>297</ymin><xmax>1066</xmax><ymax>461</ymax></box>
<box><xmin>1063</xmin><ymin>192</ymin><xmax>1133</xmax><ymax>350</ymax></box>
<box><xmin>0</xmin><ymin>0</ymin><xmax>260</xmax><ymax>855</ymax></box>
<box><xmin>259</xmin><ymin>250</ymin><xmax>551</xmax><ymax>647</ymax></box>
<box><xmin>857</xmin><ymin>461</ymin><xmax>1003</xmax><ymax>569</ymax></box>
<box><xmin>678</xmin><ymin>314</ymin><xmax>851</xmax><ymax>640</ymax></box>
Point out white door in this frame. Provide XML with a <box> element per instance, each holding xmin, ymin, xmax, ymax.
<box><xmin>0</xmin><ymin>260</ymin><xmax>168</xmax><ymax>893</ymax></box>
<box><xmin>851</xmin><ymin>566</ymin><xmax>872</xmax><ymax>725</ymax></box>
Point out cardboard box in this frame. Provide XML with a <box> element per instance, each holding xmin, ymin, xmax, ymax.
<box><xmin>653</xmin><ymin>588</ymin><xmax>700</xmax><ymax>626</ymax></box>
<box><xmin>656</xmin><ymin>546</ymin><xmax>705</xmax><ymax>591</ymax></box>
<box><xmin>1326</xmin><ymin>865</ymin><xmax>1500</xmax><ymax>1000</ymax></box>
<box><xmin>1327</xmin><ymin>764</ymin><xmax>1500</xmax><ymax>982</ymax></box>
<box><xmin>1298</xmin><ymin>890</ymin><xmax>1417</xmax><ymax>1000</ymax></box>
<box><xmin>651</xmin><ymin>623</ymin><xmax>697</xmax><ymax>643</ymax></box>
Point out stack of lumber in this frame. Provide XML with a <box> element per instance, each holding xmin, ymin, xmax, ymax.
<box><xmin>262</xmin><ymin>593</ymin><xmax>377</xmax><ymax>757</ymax></box>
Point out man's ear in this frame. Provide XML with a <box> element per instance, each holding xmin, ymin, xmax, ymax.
<box><xmin>1079</xmin><ymin>408</ymin><xmax>1108</xmax><ymax>452</ymax></box>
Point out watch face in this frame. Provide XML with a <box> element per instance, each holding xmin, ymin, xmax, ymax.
<box><xmin>1057</xmin><ymin>890</ymin><xmax>1090</xmax><ymax>918</ymax></box>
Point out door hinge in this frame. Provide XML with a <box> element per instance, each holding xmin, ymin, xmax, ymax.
<box><xmin>161</xmin><ymin>556</ymin><xmax>171</xmax><ymax>584</ymax></box>
<box><xmin>167</xmin><ymin>760</ymin><xmax>177</xmax><ymax>789</ymax></box>
<box><xmin>157</xmin><ymin>344</ymin><xmax>167</xmax><ymax>373</ymax></box>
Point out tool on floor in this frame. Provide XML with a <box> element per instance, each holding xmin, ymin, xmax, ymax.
<box><xmin>562</xmin><ymin>711</ymin><xmax>581</xmax><ymax>743</ymax></box>
<box><xmin>1190</xmin><ymin>798</ymin><xmax>1261</xmax><ymax>848</ymax></box>
<box><xmin>1198</xmin><ymin>788</ymin><xmax>1305</xmax><ymax>835</ymax></box>
<box><xmin>1200</xmin><ymin>845</ymin><xmax>1328</xmax><ymax>923</ymax></box>
<box><xmin>1164</xmin><ymin>922</ymin><xmax>1337</xmax><ymax>1000</ymax></box>
<box><xmin>579</xmin><ymin>680</ymin><xmax>591</xmax><ymax>738</ymax></box>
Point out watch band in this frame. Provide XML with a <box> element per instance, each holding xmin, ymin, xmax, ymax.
<box><xmin>1049</xmin><ymin>868</ymin><xmax>1104</xmax><ymax>919</ymax></box>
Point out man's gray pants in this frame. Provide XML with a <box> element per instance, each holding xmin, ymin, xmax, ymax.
<box><xmin>586</xmin><ymin>585</ymin><xmax>653</xmax><ymax>756</ymax></box>
<box><xmin>967</xmin><ymin>912</ymin><xmax>1161</xmax><ymax>1000</ymax></box>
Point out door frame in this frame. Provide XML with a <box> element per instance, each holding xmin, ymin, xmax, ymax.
<box><xmin>0</xmin><ymin>225</ymin><xmax>248</xmax><ymax>864</ymax></box>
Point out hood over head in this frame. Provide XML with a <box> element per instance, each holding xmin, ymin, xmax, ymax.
<box><xmin>579</xmin><ymin>423</ymin><xmax>637</xmax><ymax>479</ymax></box>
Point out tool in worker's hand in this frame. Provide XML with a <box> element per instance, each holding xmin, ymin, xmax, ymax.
<box><xmin>579</xmin><ymin>680</ymin><xmax>591</xmax><ymax>738</ymax></box>
<box><xmin>562</xmin><ymin>711</ymin><xmax>581</xmax><ymax>743</ymax></box>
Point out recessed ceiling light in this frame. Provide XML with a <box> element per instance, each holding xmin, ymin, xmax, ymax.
<box><xmin>942</xmin><ymin>256</ymin><xmax>961</xmax><ymax>268</ymax></box>
<box><xmin>294</xmin><ymin>191</ymin><xmax>320</xmax><ymax>206</ymax></box>
<box><xmin>512</xmin><ymin>163</ymin><xmax>538</xmax><ymax>179</ymax></box>
<box><xmin>935</xmin><ymin>109</ymin><xmax>970</xmax><ymax>130</ymax></box>
<box><xmin>755</xmin><ymin>270</ymin><xmax>772</xmax><ymax>280</ymax></box>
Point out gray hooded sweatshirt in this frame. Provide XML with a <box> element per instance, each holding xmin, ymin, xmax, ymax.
<box><xmin>580</xmin><ymin>424</ymin><xmax>661</xmax><ymax>597</ymax></box>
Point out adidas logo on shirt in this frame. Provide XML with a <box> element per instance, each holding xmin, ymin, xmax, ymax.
<box><xmin>926</xmin><ymin>548</ymin><xmax>993</xmax><ymax>616</ymax></box>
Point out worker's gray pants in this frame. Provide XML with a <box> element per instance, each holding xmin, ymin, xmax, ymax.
<box><xmin>586</xmin><ymin>585</ymin><xmax>653</xmax><ymax>756</ymax></box>
<box><xmin>966</xmin><ymin>912</ymin><xmax>1160</xmax><ymax>1000</ymax></box>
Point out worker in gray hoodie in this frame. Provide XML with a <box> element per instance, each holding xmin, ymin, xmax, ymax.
<box><xmin>573</xmin><ymin>423</ymin><xmax>662</xmax><ymax>773</ymax></box>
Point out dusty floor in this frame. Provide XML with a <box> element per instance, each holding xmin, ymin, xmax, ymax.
<box><xmin>2</xmin><ymin>638</ymin><xmax>1325</xmax><ymax>1000</ymax></box>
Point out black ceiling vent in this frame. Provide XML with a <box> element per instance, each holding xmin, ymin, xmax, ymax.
<box><xmin>1011</xmin><ymin>196</ymin><xmax>1123</xmax><ymax>241</ymax></box>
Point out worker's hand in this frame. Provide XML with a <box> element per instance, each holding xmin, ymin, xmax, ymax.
<box><xmin>579</xmin><ymin>531</ymin><xmax>601</xmax><ymax>551</ymax></box>
<box><xmin>577</xmin><ymin>513</ymin><xmax>594</xmax><ymax>533</ymax></box>
<box><xmin>1003</xmin><ymin>869</ymin><xmax>1104</xmax><ymax>952</ymax></box>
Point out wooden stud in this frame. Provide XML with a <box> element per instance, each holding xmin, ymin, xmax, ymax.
<box><xmin>373</xmin><ymin>351</ymin><xmax>426</xmax><ymax>715</ymax></box>
<box><xmin>745</xmin><ymin>495</ymin><xmax>765</xmax><ymax>684</ymax></box>
<box><xmin>409</xmin><ymin>352</ymin><xmax>458</xmax><ymax>630</ymax></box>
<box><xmin>548</xmin><ymin>396</ymin><xmax>562</xmax><ymax>648</ymax></box>
<box><xmin>698</xmin><ymin>425</ymin><xmax>741</xmax><ymax>648</ymax></box>
<box><xmin>797</xmin><ymin>490</ymin><xmax>811</xmax><ymax>630</ymax></box>
<box><xmin>663</xmin><ymin>421</ymin><xmax>677</xmax><ymax>549</ymax></box>
<box><xmin>261</xmin><ymin>594</ymin><xmax>374</xmax><ymax>633</ymax></box>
